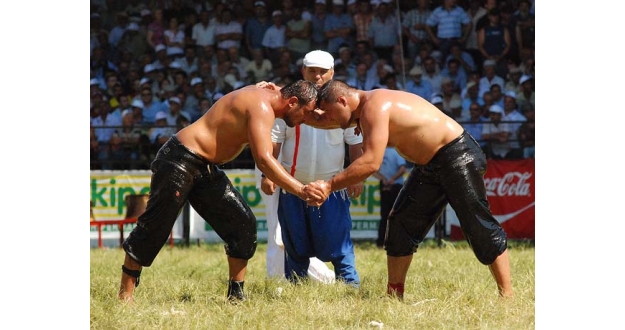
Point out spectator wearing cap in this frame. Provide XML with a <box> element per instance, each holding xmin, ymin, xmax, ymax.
<box><xmin>146</xmin><ymin>8</ymin><xmax>165</xmax><ymax>50</ymax></box>
<box><xmin>215</xmin><ymin>9</ymin><xmax>243</xmax><ymax>51</ymax></box>
<box><xmin>256</xmin><ymin>49</ymin><xmax>361</xmax><ymax>286</ymax></box>
<box><xmin>504</xmin><ymin>66</ymin><xmax>523</xmax><ymax>94</ymax></box>
<box><xmin>405</xmin><ymin>66</ymin><xmax>433</xmax><ymax>100</ymax></box>
<box><xmin>481</xmin><ymin>104</ymin><xmax>513</xmax><ymax>159</ymax></box>
<box><xmin>402</xmin><ymin>0</ymin><xmax>431</xmax><ymax>60</ymax></box>
<box><xmin>425</xmin><ymin>0</ymin><xmax>472</xmax><ymax>62</ymax></box>
<box><xmin>478</xmin><ymin>59</ymin><xmax>505</xmax><ymax>98</ymax></box>
<box><xmin>109</xmin><ymin>108</ymin><xmax>144</xmax><ymax>169</ymax></box>
<box><xmin>366</xmin><ymin>1</ymin><xmax>399</xmax><ymax>63</ymax></box>
<box><xmin>461</xmin><ymin>81</ymin><xmax>484</xmax><ymax>113</ymax></box>
<box><xmin>164</xmin><ymin>96</ymin><xmax>192</xmax><ymax>126</ymax></box>
<box><xmin>148</xmin><ymin>111</ymin><xmax>176</xmax><ymax>156</ymax></box>
<box><xmin>146</xmin><ymin>68</ymin><xmax>166</xmax><ymax>97</ymax></box>
<box><xmin>373</xmin><ymin>62</ymin><xmax>395</xmax><ymax>89</ymax></box>
<box><xmin>91</xmin><ymin>77</ymin><xmax>105</xmax><ymax>97</ymax></box>
<box><xmin>140</xmin><ymin>9</ymin><xmax>152</xmax><ymax>28</ymax></box>
<box><xmin>324</xmin><ymin>0</ymin><xmax>355</xmax><ymax>55</ymax></box>
<box><xmin>335</xmin><ymin>46</ymin><xmax>357</xmax><ymax>80</ymax></box>
<box><xmin>311</xmin><ymin>0</ymin><xmax>329</xmax><ymax>51</ymax></box>
<box><xmin>151</xmin><ymin>44</ymin><xmax>169</xmax><ymax>71</ymax></box>
<box><xmin>185</xmin><ymin>77</ymin><xmax>207</xmax><ymax>121</ymax></box>
<box><xmin>262</xmin><ymin>10</ymin><xmax>287</xmax><ymax>66</ymax></box>
<box><xmin>164</xmin><ymin>17</ymin><xmax>185</xmax><ymax>57</ymax></box>
<box><xmin>501</xmin><ymin>90</ymin><xmax>526</xmax><ymax>159</ymax></box>
<box><xmin>244</xmin><ymin>1</ymin><xmax>272</xmax><ymax>57</ymax></box>
<box><xmin>516</xmin><ymin>74</ymin><xmax>534</xmax><ymax>112</ymax></box>
<box><xmin>440</xmin><ymin>76</ymin><xmax>462</xmax><ymax>116</ymax></box>
<box><xmin>430</xmin><ymin>94</ymin><xmax>444</xmax><ymax>112</ymax></box>
<box><xmin>129</xmin><ymin>98</ymin><xmax>148</xmax><ymax>127</ymax></box>
<box><xmin>285</xmin><ymin>6</ymin><xmax>312</xmax><ymax>62</ymax></box>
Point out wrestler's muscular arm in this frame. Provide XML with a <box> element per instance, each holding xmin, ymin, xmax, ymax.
<box><xmin>247</xmin><ymin>101</ymin><xmax>307</xmax><ymax>200</ymax></box>
<box><xmin>319</xmin><ymin>102</ymin><xmax>389</xmax><ymax>196</ymax></box>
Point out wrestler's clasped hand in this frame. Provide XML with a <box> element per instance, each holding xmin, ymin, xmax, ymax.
<box><xmin>302</xmin><ymin>180</ymin><xmax>330</xmax><ymax>207</ymax></box>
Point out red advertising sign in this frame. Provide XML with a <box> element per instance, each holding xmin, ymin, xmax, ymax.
<box><xmin>450</xmin><ymin>159</ymin><xmax>535</xmax><ymax>240</ymax></box>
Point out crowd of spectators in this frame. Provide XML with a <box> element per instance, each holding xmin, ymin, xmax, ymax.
<box><xmin>90</xmin><ymin>0</ymin><xmax>535</xmax><ymax>170</ymax></box>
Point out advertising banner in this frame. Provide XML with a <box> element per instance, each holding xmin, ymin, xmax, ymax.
<box><xmin>91</xmin><ymin>159</ymin><xmax>534</xmax><ymax>246</ymax></box>
<box><xmin>448</xmin><ymin>159</ymin><xmax>535</xmax><ymax>240</ymax></box>
<box><xmin>90</xmin><ymin>170</ymin><xmax>385</xmax><ymax>245</ymax></box>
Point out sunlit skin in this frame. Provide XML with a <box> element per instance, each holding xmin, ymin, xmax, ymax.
<box><xmin>305</xmin><ymin>81</ymin><xmax>513</xmax><ymax>298</ymax></box>
<box><xmin>256</xmin><ymin>63</ymin><xmax>365</xmax><ymax>199</ymax></box>
<box><xmin>119</xmin><ymin>83</ymin><xmax>326</xmax><ymax>303</ymax></box>
<box><xmin>176</xmin><ymin>85</ymin><xmax>317</xmax><ymax>188</ymax></box>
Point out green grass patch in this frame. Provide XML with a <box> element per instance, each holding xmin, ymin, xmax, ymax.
<box><xmin>91</xmin><ymin>240</ymin><xmax>534</xmax><ymax>329</ymax></box>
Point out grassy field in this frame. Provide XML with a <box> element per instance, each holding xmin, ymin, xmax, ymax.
<box><xmin>90</xmin><ymin>240</ymin><xmax>535</xmax><ymax>329</ymax></box>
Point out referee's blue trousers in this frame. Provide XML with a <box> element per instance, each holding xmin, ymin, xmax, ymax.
<box><xmin>277</xmin><ymin>189</ymin><xmax>360</xmax><ymax>287</ymax></box>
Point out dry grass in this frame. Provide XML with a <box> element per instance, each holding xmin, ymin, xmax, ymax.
<box><xmin>90</xmin><ymin>240</ymin><xmax>534</xmax><ymax>329</ymax></box>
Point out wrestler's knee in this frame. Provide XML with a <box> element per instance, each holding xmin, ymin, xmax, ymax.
<box><xmin>470</xmin><ymin>231</ymin><xmax>508</xmax><ymax>265</ymax></box>
<box><xmin>224</xmin><ymin>236</ymin><xmax>258</xmax><ymax>260</ymax></box>
<box><xmin>122</xmin><ymin>225</ymin><xmax>168</xmax><ymax>267</ymax></box>
<box><xmin>384</xmin><ymin>231</ymin><xmax>418</xmax><ymax>257</ymax></box>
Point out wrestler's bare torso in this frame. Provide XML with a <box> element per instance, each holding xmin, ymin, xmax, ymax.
<box><xmin>363</xmin><ymin>89</ymin><xmax>464</xmax><ymax>165</ymax></box>
<box><xmin>331</xmin><ymin>89</ymin><xmax>465</xmax><ymax>166</ymax></box>
<box><xmin>176</xmin><ymin>86</ymin><xmax>279</xmax><ymax>164</ymax></box>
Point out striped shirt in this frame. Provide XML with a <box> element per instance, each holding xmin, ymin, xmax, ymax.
<box><xmin>353</xmin><ymin>13</ymin><xmax>373</xmax><ymax>42</ymax></box>
<box><xmin>402</xmin><ymin>8</ymin><xmax>431</xmax><ymax>42</ymax></box>
<box><xmin>426</xmin><ymin>6</ymin><xmax>471</xmax><ymax>39</ymax></box>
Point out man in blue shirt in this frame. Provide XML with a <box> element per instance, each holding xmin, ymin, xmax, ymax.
<box><xmin>324</xmin><ymin>0</ymin><xmax>355</xmax><ymax>55</ymax></box>
<box><xmin>425</xmin><ymin>0</ymin><xmax>472</xmax><ymax>61</ymax></box>
<box><xmin>405</xmin><ymin>66</ymin><xmax>433</xmax><ymax>100</ymax></box>
<box><xmin>244</xmin><ymin>1</ymin><xmax>272</xmax><ymax>57</ymax></box>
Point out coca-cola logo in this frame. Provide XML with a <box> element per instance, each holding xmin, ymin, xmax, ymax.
<box><xmin>484</xmin><ymin>172</ymin><xmax>533</xmax><ymax>197</ymax></box>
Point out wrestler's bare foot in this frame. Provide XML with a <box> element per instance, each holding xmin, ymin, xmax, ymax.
<box><xmin>119</xmin><ymin>254</ymin><xmax>141</xmax><ymax>304</ymax></box>
<box><xmin>499</xmin><ymin>289</ymin><xmax>514</xmax><ymax>298</ymax></box>
<box><xmin>488</xmin><ymin>250</ymin><xmax>513</xmax><ymax>298</ymax></box>
<box><xmin>118</xmin><ymin>292</ymin><xmax>135</xmax><ymax>304</ymax></box>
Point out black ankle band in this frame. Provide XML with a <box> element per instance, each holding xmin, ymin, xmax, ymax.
<box><xmin>122</xmin><ymin>265</ymin><xmax>142</xmax><ymax>287</ymax></box>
